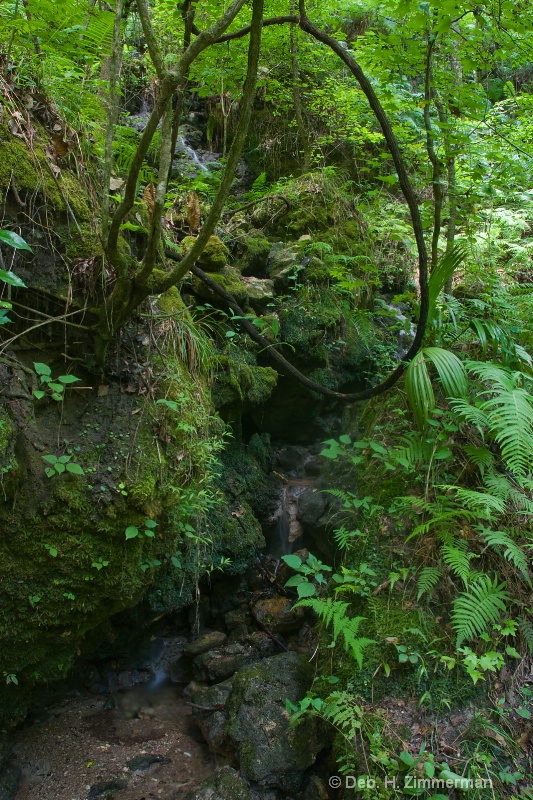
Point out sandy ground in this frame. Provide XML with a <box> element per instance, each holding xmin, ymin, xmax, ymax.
<box><xmin>12</xmin><ymin>683</ymin><xmax>219</xmax><ymax>800</ymax></box>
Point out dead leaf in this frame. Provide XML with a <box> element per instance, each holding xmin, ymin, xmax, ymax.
<box><xmin>186</xmin><ymin>190</ymin><xmax>201</xmax><ymax>232</ymax></box>
<box><xmin>8</xmin><ymin>118</ymin><xmax>23</xmax><ymax>137</ymax></box>
<box><xmin>109</xmin><ymin>176</ymin><xmax>124</xmax><ymax>191</ymax></box>
<box><xmin>144</xmin><ymin>182</ymin><xmax>156</xmax><ymax>217</ymax></box>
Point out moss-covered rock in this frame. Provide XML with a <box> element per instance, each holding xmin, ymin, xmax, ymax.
<box><xmin>235</xmin><ymin>230</ymin><xmax>272</xmax><ymax>276</ymax></box>
<box><xmin>192</xmin><ymin>265</ymin><xmax>249</xmax><ymax>306</ymax></box>
<box><xmin>182</xmin><ymin>235</ymin><xmax>229</xmax><ymax>271</ymax></box>
<box><xmin>183</xmin><ymin>766</ymin><xmax>252</xmax><ymax>800</ymax></box>
<box><xmin>225</xmin><ymin>652</ymin><xmax>324</xmax><ymax>790</ymax></box>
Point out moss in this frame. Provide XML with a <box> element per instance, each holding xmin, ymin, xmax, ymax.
<box><xmin>182</xmin><ymin>234</ymin><xmax>229</xmax><ymax>271</ymax></box>
<box><xmin>236</xmin><ymin>230</ymin><xmax>272</xmax><ymax>275</ymax></box>
<box><xmin>155</xmin><ymin>285</ymin><xmax>187</xmax><ymax>315</ymax></box>
<box><xmin>193</xmin><ymin>266</ymin><xmax>249</xmax><ymax>306</ymax></box>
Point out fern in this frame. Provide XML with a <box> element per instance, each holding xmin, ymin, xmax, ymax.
<box><xmin>296</xmin><ymin>597</ymin><xmax>375</xmax><ymax>667</ymax></box>
<box><xmin>441</xmin><ymin>542</ymin><xmax>477</xmax><ymax>585</ymax></box>
<box><xmin>333</xmin><ymin>526</ymin><xmax>364</xmax><ymax>550</ymax></box>
<box><xmin>321</xmin><ymin>691</ymin><xmax>364</xmax><ymax>739</ymax></box>
<box><xmin>518</xmin><ymin>617</ymin><xmax>533</xmax><ymax>654</ymax></box>
<box><xmin>477</xmin><ymin>527</ymin><xmax>530</xmax><ymax>582</ymax></box>
<box><xmin>417</xmin><ymin>566</ymin><xmax>442</xmax><ymax>600</ymax></box>
<box><xmin>463</xmin><ymin>444</ymin><xmax>494</xmax><ymax>475</ymax></box>
<box><xmin>405</xmin><ymin>346</ymin><xmax>467</xmax><ymax>429</ymax></box>
<box><xmin>451</xmin><ymin>576</ymin><xmax>510</xmax><ymax>645</ymax></box>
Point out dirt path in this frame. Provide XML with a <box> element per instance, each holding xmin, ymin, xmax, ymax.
<box><xmin>13</xmin><ymin>684</ymin><xmax>218</xmax><ymax>800</ymax></box>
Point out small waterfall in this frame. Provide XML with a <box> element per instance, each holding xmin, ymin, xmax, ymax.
<box><xmin>176</xmin><ymin>136</ymin><xmax>209</xmax><ymax>173</ymax></box>
<box><xmin>276</xmin><ymin>486</ymin><xmax>291</xmax><ymax>556</ymax></box>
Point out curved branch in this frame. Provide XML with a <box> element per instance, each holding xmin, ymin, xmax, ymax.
<box><xmin>106</xmin><ymin>0</ymin><xmax>249</xmax><ymax>263</ymax></box>
<box><xmin>190</xmin><ymin>15</ymin><xmax>299</xmax><ymax>43</ymax></box>
<box><xmin>152</xmin><ymin>0</ymin><xmax>265</xmax><ymax>294</ymax></box>
<box><xmin>297</xmin><ymin>1</ymin><xmax>429</xmax><ymax>397</ymax></box>
<box><xmin>136</xmin><ymin>0</ymin><xmax>164</xmax><ymax>79</ymax></box>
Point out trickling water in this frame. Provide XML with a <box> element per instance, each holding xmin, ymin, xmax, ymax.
<box><xmin>276</xmin><ymin>486</ymin><xmax>291</xmax><ymax>556</ymax></box>
<box><xmin>176</xmin><ymin>136</ymin><xmax>209</xmax><ymax>172</ymax></box>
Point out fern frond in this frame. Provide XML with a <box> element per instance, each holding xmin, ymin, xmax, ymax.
<box><xmin>446</xmin><ymin>487</ymin><xmax>506</xmax><ymax>518</ymax></box>
<box><xmin>448</xmin><ymin>398</ymin><xmax>489</xmax><ymax>433</ymax></box>
<box><xmin>478</xmin><ymin>527</ymin><xmax>530</xmax><ymax>582</ymax></box>
<box><xmin>463</xmin><ymin>444</ymin><xmax>494</xmax><ymax>475</ymax></box>
<box><xmin>452</xmin><ymin>576</ymin><xmax>510</xmax><ymax>645</ymax></box>
<box><xmin>518</xmin><ymin>617</ymin><xmax>533</xmax><ymax>654</ymax></box>
<box><xmin>321</xmin><ymin>691</ymin><xmax>364</xmax><ymax>738</ymax></box>
<box><xmin>405</xmin><ymin>347</ymin><xmax>467</xmax><ymax>430</ymax></box>
<box><xmin>417</xmin><ymin>566</ymin><xmax>442</xmax><ymax>600</ymax></box>
<box><xmin>441</xmin><ymin>542</ymin><xmax>477</xmax><ymax>585</ymax></box>
<box><xmin>296</xmin><ymin>597</ymin><xmax>374</xmax><ymax>667</ymax></box>
<box><xmin>482</xmin><ymin>387</ymin><xmax>533</xmax><ymax>479</ymax></box>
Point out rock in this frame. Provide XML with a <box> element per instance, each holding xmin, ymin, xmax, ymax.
<box><xmin>241</xmin><ymin>277</ymin><xmax>275</xmax><ymax>310</ymax></box>
<box><xmin>275</xmin><ymin>445</ymin><xmax>310</xmax><ymax>474</ymax></box>
<box><xmin>191</xmin><ymin>680</ymin><xmax>234</xmax><ymax>757</ymax></box>
<box><xmin>251</xmin><ymin>596</ymin><xmax>305</xmax><ymax>634</ymax></box>
<box><xmin>192</xmin><ymin>265</ymin><xmax>249</xmax><ymax>305</ymax></box>
<box><xmin>193</xmin><ymin>643</ymin><xmax>259</xmax><ymax>682</ymax></box>
<box><xmin>303</xmin><ymin>774</ymin><xmax>330</xmax><ymax>800</ymax></box>
<box><xmin>87</xmin><ymin>780</ymin><xmax>128</xmax><ymax>799</ymax></box>
<box><xmin>183</xmin><ymin>765</ymin><xmax>252</xmax><ymax>800</ymax></box>
<box><xmin>226</xmin><ymin>652</ymin><xmax>324</xmax><ymax>791</ymax></box>
<box><xmin>296</xmin><ymin>487</ymin><xmax>326</xmax><ymax>528</ymax></box>
<box><xmin>184</xmin><ymin>631</ymin><xmax>228</xmax><ymax>658</ymax></box>
<box><xmin>224</xmin><ymin>607</ymin><xmax>252</xmax><ymax>632</ymax></box>
<box><xmin>267</xmin><ymin>243</ymin><xmax>299</xmax><ymax>291</ymax></box>
<box><xmin>0</xmin><ymin>766</ymin><xmax>20</xmax><ymax>800</ymax></box>
<box><xmin>126</xmin><ymin>754</ymin><xmax>171</xmax><ymax>772</ymax></box>
<box><xmin>182</xmin><ymin>235</ymin><xmax>230</xmax><ymax>271</ymax></box>
<box><xmin>237</xmin><ymin>231</ymin><xmax>272</xmax><ymax>276</ymax></box>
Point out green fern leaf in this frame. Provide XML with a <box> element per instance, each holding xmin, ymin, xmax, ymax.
<box><xmin>417</xmin><ymin>566</ymin><xmax>442</xmax><ymax>600</ymax></box>
<box><xmin>452</xmin><ymin>576</ymin><xmax>509</xmax><ymax>646</ymax></box>
<box><xmin>478</xmin><ymin>527</ymin><xmax>530</xmax><ymax>582</ymax></box>
<box><xmin>441</xmin><ymin>543</ymin><xmax>476</xmax><ymax>585</ymax></box>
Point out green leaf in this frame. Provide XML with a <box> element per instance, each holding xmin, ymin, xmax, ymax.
<box><xmin>282</xmin><ymin>554</ymin><xmax>303</xmax><ymax>570</ymax></box>
<box><xmin>55</xmin><ymin>463</ymin><xmax>66</xmax><ymax>474</ymax></box>
<box><xmin>0</xmin><ymin>230</ymin><xmax>32</xmax><ymax>251</ymax></box>
<box><xmin>58</xmin><ymin>375</ymin><xmax>80</xmax><ymax>384</ymax></box>
<box><xmin>297</xmin><ymin>582</ymin><xmax>316</xmax><ymax>598</ymax></box>
<box><xmin>171</xmin><ymin>556</ymin><xmax>181</xmax><ymax>568</ymax></box>
<box><xmin>285</xmin><ymin>575</ymin><xmax>304</xmax><ymax>587</ymax></box>
<box><xmin>34</xmin><ymin>363</ymin><xmax>51</xmax><ymax>376</ymax></box>
<box><xmin>125</xmin><ymin>526</ymin><xmax>140</xmax><ymax>540</ymax></box>
<box><xmin>48</xmin><ymin>383</ymin><xmax>64</xmax><ymax>393</ymax></box>
<box><xmin>144</xmin><ymin>519</ymin><xmax>158</xmax><ymax>529</ymax></box>
<box><xmin>42</xmin><ymin>454</ymin><xmax>57</xmax><ymax>464</ymax></box>
<box><xmin>66</xmin><ymin>462</ymin><xmax>84</xmax><ymax>475</ymax></box>
<box><xmin>399</xmin><ymin>750</ymin><xmax>416</xmax><ymax>767</ymax></box>
<box><xmin>33</xmin><ymin>391</ymin><xmax>46</xmax><ymax>400</ymax></box>
<box><xmin>45</xmin><ymin>467</ymin><xmax>56</xmax><ymax>478</ymax></box>
<box><xmin>58</xmin><ymin>455</ymin><xmax>71</xmax><ymax>463</ymax></box>
<box><xmin>0</xmin><ymin>269</ymin><xmax>27</xmax><ymax>288</ymax></box>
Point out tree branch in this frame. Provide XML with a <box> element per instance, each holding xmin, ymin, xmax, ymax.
<box><xmin>152</xmin><ymin>0</ymin><xmax>265</xmax><ymax>294</ymax></box>
<box><xmin>423</xmin><ymin>35</ymin><xmax>443</xmax><ymax>271</ymax></box>
<box><xmin>136</xmin><ymin>0</ymin><xmax>165</xmax><ymax>79</ymax></box>
<box><xmin>105</xmin><ymin>0</ymin><xmax>249</xmax><ymax>263</ymax></box>
<box><xmin>297</xmin><ymin>1</ymin><xmax>429</xmax><ymax>398</ymax></box>
<box><xmin>190</xmin><ymin>15</ymin><xmax>299</xmax><ymax>43</ymax></box>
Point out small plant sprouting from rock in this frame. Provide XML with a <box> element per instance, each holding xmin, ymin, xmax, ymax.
<box><xmin>42</xmin><ymin>454</ymin><xmax>84</xmax><ymax>478</ymax></box>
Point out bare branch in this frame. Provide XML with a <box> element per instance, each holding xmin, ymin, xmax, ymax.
<box><xmin>152</xmin><ymin>0</ymin><xmax>265</xmax><ymax>293</ymax></box>
<box><xmin>136</xmin><ymin>0</ymin><xmax>165</xmax><ymax>79</ymax></box>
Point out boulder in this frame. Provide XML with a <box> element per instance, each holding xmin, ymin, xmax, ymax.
<box><xmin>251</xmin><ymin>596</ymin><xmax>305</xmax><ymax>634</ymax></box>
<box><xmin>267</xmin><ymin>243</ymin><xmax>299</xmax><ymax>291</ymax></box>
<box><xmin>184</xmin><ymin>631</ymin><xmax>228</xmax><ymax>658</ymax></box>
<box><xmin>241</xmin><ymin>277</ymin><xmax>275</xmax><ymax>310</ymax></box>
<box><xmin>183</xmin><ymin>766</ymin><xmax>252</xmax><ymax>800</ymax></box>
<box><xmin>182</xmin><ymin>235</ymin><xmax>229</xmax><ymax>272</ymax></box>
<box><xmin>193</xmin><ymin>643</ymin><xmax>260</xmax><ymax>683</ymax></box>
<box><xmin>226</xmin><ymin>652</ymin><xmax>324</xmax><ymax>791</ymax></box>
<box><xmin>191</xmin><ymin>679</ymin><xmax>234</xmax><ymax>757</ymax></box>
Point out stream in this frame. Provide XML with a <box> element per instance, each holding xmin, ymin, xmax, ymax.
<box><xmin>6</xmin><ymin>444</ymin><xmax>335</xmax><ymax>800</ymax></box>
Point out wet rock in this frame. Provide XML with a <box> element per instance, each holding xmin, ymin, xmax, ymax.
<box><xmin>225</xmin><ymin>608</ymin><xmax>253</xmax><ymax>632</ymax></box>
<box><xmin>241</xmin><ymin>277</ymin><xmax>275</xmax><ymax>310</ymax></box>
<box><xmin>183</xmin><ymin>765</ymin><xmax>252</xmax><ymax>800</ymax></box>
<box><xmin>226</xmin><ymin>651</ymin><xmax>323</xmax><ymax>790</ymax></box>
<box><xmin>0</xmin><ymin>766</ymin><xmax>20</xmax><ymax>800</ymax></box>
<box><xmin>267</xmin><ymin>243</ymin><xmax>299</xmax><ymax>291</ymax></box>
<box><xmin>296</xmin><ymin>487</ymin><xmax>326</xmax><ymax>528</ymax></box>
<box><xmin>275</xmin><ymin>445</ymin><xmax>310</xmax><ymax>474</ymax></box>
<box><xmin>251</xmin><ymin>596</ymin><xmax>305</xmax><ymax>634</ymax></box>
<box><xmin>193</xmin><ymin>643</ymin><xmax>259</xmax><ymax>682</ymax></box>
<box><xmin>126</xmin><ymin>753</ymin><xmax>171</xmax><ymax>772</ymax></box>
<box><xmin>303</xmin><ymin>774</ymin><xmax>330</xmax><ymax>800</ymax></box>
<box><xmin>184</xmin><ymin>631</ymin><xmax>228</xmax><ymax>658</ymax></box>
<box><xmin>191</xmin><ymin>679</ymin><xmax>234</xmax><ymax>757</ymax></box>
<box><xmin>87</xmin><ymin>779</ymin><xmax>128</xmax><ymax>799</ymax></box>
